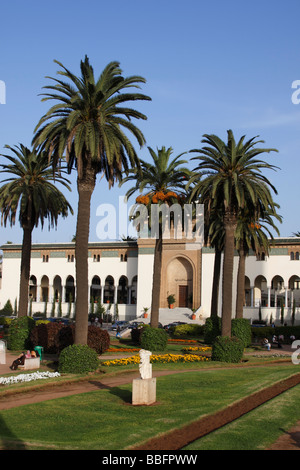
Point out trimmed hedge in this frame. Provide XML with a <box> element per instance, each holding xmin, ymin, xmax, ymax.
<box><xmin>140</xmin><ymin>327</ymin><xmax>168</xmax><ymax>351</ymax></box>
<box><xmin>211</xmin><ymin>335</ymin><xmax>244</xmax><ymax>363</ymax></box>
<box><xmin>30</xmin><ymin>323</ymin><xmax>110</xmax><ymax>354</ymax></box>
<box><xmin>58</xmin><ymin>344</ymin><xmax>99</xmax><ymax>373</ymax></box>
<box><xmin>7</xmin><ymin>316</ymin><xmax>35</xmax><ymax>350</ymax></box>
<box><xmin>203</xmin><ymin>317</ymin><xmax>221</xmax><ymax>344</ymax></box>
<box><xmin>231</xmin><ymin>318</ymin><xmax>252</xmax><ymax>348</ymax></box>
<box><xmin>172</xmin><ymin>323</ymin><xmax>204</xmax><ymax>338</ymax></box>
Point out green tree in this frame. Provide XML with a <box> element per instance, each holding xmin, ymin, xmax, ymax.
<box><xmin>189</xmin><ymin>130</ymin><xmax>279</xmax><ymax>337</ymax></box>
<box><xmin>0</xmin><ymin>144</ymin><xmax>72</xmax><ymax>317</ymax></box>
<box><xmin>121</xmin><ymin>146</ymin><xmax>192</xmax><ymax>328</ymax></box>
<box><xmin>33</xmin><ymin>56</ymin><xmax>151</xmax><ymax>344</ymax></box>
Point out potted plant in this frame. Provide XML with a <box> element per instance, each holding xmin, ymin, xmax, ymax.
<box><xmin>143</xmin><ymin>307</ymin><xmax>149</xmax><ymax>318</ymax></box>
<box><xmin>191</xmin><ymin>308</ymin><xmax>196</xmax><ymax>320</ymax></box>
<box><xmin>167</xmin><ymin>294</ymin><xmax>175</xmax><ymax>309</ymax></box>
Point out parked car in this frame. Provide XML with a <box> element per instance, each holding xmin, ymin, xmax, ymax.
<box><xmin>127</xmin><ymin>321</ymin><xmax>145</xmax><ymax>329</ymax></box>
<box><xmin>47</xmin><ymin>317</ymin><xmax>74</xmax><ymax>325</ymax></box>
<box><xmin>164</xmin><ymin>321</ymin><xmax>187</xmax><ymax>330</ymax></box>
<box><xmin>111</xmin><ymin>321</ymin><xmax>129</xmax><ymax>331</ymax></box>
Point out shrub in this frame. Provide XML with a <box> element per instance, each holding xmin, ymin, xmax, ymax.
<box><xmin>87</xmin><ymin>326</ymin><xmax>110</xmax><ymax>354</ymax></box>
<box><xmin>0</xmin><ymin>300</ymin><xmax>13</xmax><ymax>316</ymax></box>
<box><xmin>172</xmin><ymin>323</ymin><xmax>204</xmax><ymax>338</ymax></box>
<box><xmin>204</xmin><ymin>317</ymin><xmax>221</xmax><ymax>344</ymax></box>
<box><xmin>7</xmin><ymin>316</ymin><xmax>35</xmax><ymax>350</ymax></box>
<box><xmin>30</xmin><ymin>323</ymin><xmax>110</xmax><ymax>355</ymax></box>
<box><xmin>140</xmin><ymin>327</ymin><xmax>168</xmax><ymax>351</ymax></box>
<box><xmin>211</xmin><ymin>336</ymin><xmax>244</xmax><ymax>363</ymax></box>
<box><xmin>58</xmin><ymin>344</ymin><xmax>99</xmax><ymax>373</ymax></box>
<box><xmin>231</xmin><ymin>318</ymin><xmax>252</xmax><ymax>347</ymax></box>
<box><xmin>30</xmin><ymin>322</ymin><xmax>66</xmax><ymax>353</ymax></box>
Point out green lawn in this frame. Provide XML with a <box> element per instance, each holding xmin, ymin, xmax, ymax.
<box><xmin>0</xmin><ymin>365</ymin><xmax>300</xmax><ymax>450</ymax></box>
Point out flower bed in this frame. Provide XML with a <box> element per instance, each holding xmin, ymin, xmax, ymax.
<box><xmin>181</xmin><ymin>346</ymin><xmax>212</xmax><ymax>353</ymax></box>
<box><xmin>0</xmin><ymin>371</ymin><xmax>60</xmax><ymax>386</ymax></box>
<box><xmin>167</xmin><ymin>339</ymin><xmax>198</xmax><ymax>344</ymax></box>
<box><xmin>106</xmin><ymin>348</ymin><xmax>140</xmax><ymax>352</ymax></box>
<box><xmin>101</xmin><ymin>353</ymin><xmax>209</xmax><ymax>366</ymax></box>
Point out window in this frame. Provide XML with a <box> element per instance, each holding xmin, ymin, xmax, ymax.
<box><xmin>93</xmin><ymin>254</ymin><xmax>100</xmax><ymax>262</ymax></box>
<box><xmin>67</xmin><ymin>254</ymin><xmax>74</xmax><ymax>262</ymax></box>
<box><xmin>42</xmin><ymin>255</ymin><xmax>49</xmax><ymax>262</ymax></box>
<box><xmin>291</xmin><ymin>252</ymin><xmax>295</xmax><ymax>260</ymax></box>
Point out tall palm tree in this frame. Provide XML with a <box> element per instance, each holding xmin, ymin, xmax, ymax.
<box><xmin>33</xmin><ymin>56</ymin><xmax>151</xmax><ymax>344</ymax></box>
<box><xmin>189</xmin><ymin>130</ymin><xmax>279</xmax><ymax>337</ymax></box>
<box><xmin>121</xmin><ymin>146</ymin><xmax>192</xmax><ymax>328</ymax></box>
<box><xmin>0</xmin><ymin>144</ymin><xmax>73</xmax><ymax>317</ymax></box>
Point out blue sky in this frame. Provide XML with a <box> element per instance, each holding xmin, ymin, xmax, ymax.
<box><xmin>0</xmin><ymin>0</ymin><xmax>300</xmax><ymax>245</ymax></box>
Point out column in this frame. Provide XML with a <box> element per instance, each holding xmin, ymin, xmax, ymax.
<box><xmin>114</xmin><ymin>285</ymin><xmax>118</xmax><ymax>304</ymax></box>
<box><xmin>267</xmin><ymin>286</ymin><xmax>271</xmax><ymax>308</ymax></box>
<box><xmin>285</xmin><ymin>287</ymin><xmax>288</xmax><ymax>308</ymax></box>
<box><xmin>250</xmin><ymin>287</ymin><xmax>254</xmax><ymax>307</ymax></box>
<box><xmin>101</xmin><ymin>285</ymin><xmax>104</xmax><ymax>304</ymax></box>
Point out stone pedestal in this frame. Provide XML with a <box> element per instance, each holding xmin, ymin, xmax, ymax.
<box><xmin>132</xmin><ymin>378</ymin><xmax>156</xmax><ymax>405</ymax></box>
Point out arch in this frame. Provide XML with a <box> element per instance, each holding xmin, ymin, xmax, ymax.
<box><xmin>90</xmin><ymin>275</ymin><xmax>101</xmax><ymax>301</ymax></box>
<box><xmin>29</xmin><ymin>275</ymin><xmax>37</xmax><ymax>301</ymax></box>
<box><xmin>104</xmin><ymin>275</ymin><xmax>114</xmax><ymax>304</ymax></box>
<box><xmin>254</xmin><ymin>275</ymin><xmax>267</xmax><ymax>307</ymax></box>
<box><xmin>244</xmin><ymin>276</ymin><xmax>251</xmax><ymax>306</ymax></box>
<box><xmin>66</xmin><ymin>275</ymin><xmax>75</xmax><ymax>303</ymax></box>
<box><xmin>53</xmin><ymin>275</ymin><xmax>62</xmax><ymax>301</ymax></box>
<box><xmin>166</xmin><ymin>256</ymin><xmax>193</xmax><ymax>308</ymax></box>
<box><xmin>118</xmin><ymin>275</ymin><xmax>128</xmax><ymax>304</ymax></box>
<box><xmin>131</xmin><ymin>275</ymin><xmax>138</xmax><ymax>304</ymax></box>
<box><xmin>41</xmin><ymin>275</ymin><xmax>49</xmax><ymax>302</ymax></box>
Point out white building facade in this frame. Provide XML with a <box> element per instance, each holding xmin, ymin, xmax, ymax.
<box><xmin>0</xmin><ymin>237</ymin><xmax>300</xmax><ymax>325</ymax></box>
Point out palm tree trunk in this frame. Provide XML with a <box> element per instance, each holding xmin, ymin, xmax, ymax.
<box><xmin>221</xmin><ymin>210</ymin><xmax>237</xmax><ymax>337</ymax></box>
<box><xmin>236</xmin><ymin>247</ymin><xmax>246</xmax><ymax>318</ymax></box>
<box><xmin>74</xmin><ymin>162</ymin><xmax>96</xmax><ymax>345</ymax></box>
<box><xmin>150</xmin><ymin>235</ymin><xmax>162</xmax><ymax>328</ymax></box>
<box><xmin>18</xmin><ymin>226</ymin><xmax>33</xmax><ymax>317</ymax></box>
<box><xmin>210</xmin><ymin>248</ymin><xmax>221</xmax><ymax>318</ymax></box>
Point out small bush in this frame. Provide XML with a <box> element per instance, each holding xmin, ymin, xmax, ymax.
<box><xmin>172</xmin><ymin>323</ymin><xmax>204</xmax><ymax>338</ymax></box>
<box><xmin>211</xmin><ymin>336</ymin><xmax>244</xmax><ymax>363</ymax></box>
<box><xmin>87</xmin><ymin>326</ymin><xmax>110</xmax><ymax>354</ymax></box>
<box><xmin>7</xmin><ymin>316</ymin><xmax>35</xmax><ymax>350</ymax></box>
<box><xmin>30</xmin><ymin>323</ymin><xmax>110</xmax><ymax>354</ymax></box>
<box><xmin>231</xmin><ymin>318</ymin><xmax>252</xmax><ymax>347</ymax></box>
<box><xmin>58</xmin><ymin>344</ymin><xmax>99</xmax><ymax>373</ymax></box>
<box><xmin>140</xmin><ymin>327</ymin><xmax>168</xmax><ymax>351</ymax></box>
<box><xmin>204</xmin><ymin>317</ymin><xmax>221</xmax><ymax>344</ymax></box>
<box><xmin>0</xmin><ymin>300</ymin><xmax>13</xmax><ymax>316</ymax></box>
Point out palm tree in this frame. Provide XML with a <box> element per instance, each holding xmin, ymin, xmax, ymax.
<box><xmin>0</xmin><ymin>144</ymin><xmax>73</xmax><ymax>317</ymax></box>
<box><xmin>121</xmin><ymin>146</ymin><xmax>192</xmax><ymax>328</ymax></box>
<box><xmin>33</xmin><ymin>56</ymin><xmax>151</xmax><ymax>344</ymax></box>
<box><xmin>189</xmin><ymin>130</ymin><xmax>279</xmax><ymax>337</ymax></box>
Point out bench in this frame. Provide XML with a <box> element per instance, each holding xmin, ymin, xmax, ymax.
<box><xmin>18</xmin><ymin>357</ymin><xmax>40</xmax><ymax>370</ymax></box>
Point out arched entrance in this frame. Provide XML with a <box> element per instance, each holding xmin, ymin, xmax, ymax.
<box><xmin>166</xmin><ymin>257</ymin><xmax>193</xmax><ymax>308</ymax></box>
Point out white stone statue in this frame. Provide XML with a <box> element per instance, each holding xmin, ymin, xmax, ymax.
<box><xmin>139</xmin><ymin>349</ymin><xmax>152</xmax><ymax>379</ymax></box>
<box><xmin>0</xmin><ymin>340</ymin><xmax>6</xmax><ymax>364</ymax></box>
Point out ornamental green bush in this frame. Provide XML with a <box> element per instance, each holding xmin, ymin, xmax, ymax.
<box><xmin>58</xmin><ymin>344</ymin><xmax>99</xmax><ymax>373</ymax></box>
<box><xmin>203</xmin><ymin>317</ymin><xmax>221</xmax><ymax>344</ymax></box>
<box><xmin>140</xmin><ymin>327</ymin><xmax>168</xmax><ymax>351</ymax></box>
<box><xmin>7</xmin><ymin>316</ymin><xmax>35</xmax><ymax>350</ymax></box>
<box><xmin>211</xmin><ymin>336</ymin><xmax>244</xmax><ymax>363</ymax></box>
<box><xmin>231</xmin><ymin>318</ymin><xmax>252</xmax><ymax>347</ymax></box>
<box><xmin>172</xmin><ymin>323</ymin><xmax>204</xmax><ymax>338</ymax></box>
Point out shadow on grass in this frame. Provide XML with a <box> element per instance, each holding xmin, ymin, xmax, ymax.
<box><xmin>0</xmin><ymin>415</ymin><xmax>27</xmax><ymax>450</ymax></box>
<box><xmin>108</xmin><ymin>386</ymin><xmax>132</xmax><ymax>404</ymax></box>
